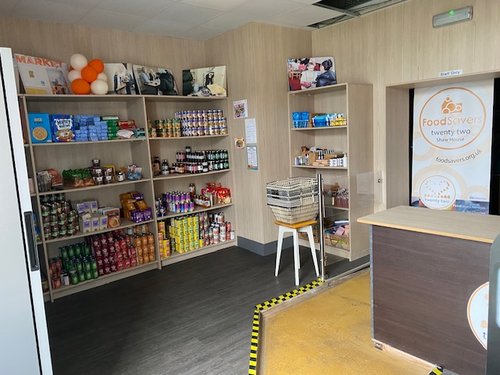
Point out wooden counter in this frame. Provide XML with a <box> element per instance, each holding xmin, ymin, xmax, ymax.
<box><xmin>358</xmin><ymin>205</ymin><xmax>500</xmax><ymax>243</ymax></box>
<box><xmin>359</xmin><ymin>206</ymin><xmax>500</xmax><ymax>375</ymax></box>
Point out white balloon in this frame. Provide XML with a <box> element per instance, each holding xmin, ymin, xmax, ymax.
<box><xmin>67</xmin><ymin>69</ymin><xmax>82</xmax><ymax>82</ymax></box>
<box><xmin>90</xmin><ymin>79</ymin><xmax>108</xmax><ymax>95</ymax></box>
<box><xmin>70</xmin><ymin>53</ymin><xmax>88</xmax><ymax>71</ymax></box>
<box><xmin>97</xmin><ymin>72</ymin><xmax>108</xmax><ymax>82</ymax></box>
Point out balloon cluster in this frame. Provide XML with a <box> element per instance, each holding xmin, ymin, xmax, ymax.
<box><xmin>68</xmin><ymin>54</ymin><xmax>108</xmax><ymax>95</ymax></box>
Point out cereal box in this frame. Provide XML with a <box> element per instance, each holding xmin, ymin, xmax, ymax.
<box><xmin>28</xmin><ymin>113</ymin><xmax>52</xmax><ymax>143</ymax></box>
<box><xmin>50</xmin><ymin>114</ymin><xmax>74</xmax><ymax>142</ymax></box>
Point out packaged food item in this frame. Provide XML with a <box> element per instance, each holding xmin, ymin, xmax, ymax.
<box><xmin>28</xmin><ymin>113</ymin><xmax>52</xmax><ymax>143</ymax></box>
<box><xmin>50</xmin><ymin>114</ymin><xmax>74</xmax><ymax>142</ymax></box>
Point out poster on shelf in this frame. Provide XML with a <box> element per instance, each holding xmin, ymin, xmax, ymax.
<box><xmin>132</xmin><ymin>64</ymin><xmax>178</xmax><ymax>95</ymax></box>
<box><xmin>182</xmin><ymin>66</ymin><xmax>226</xmax><ymax>97</ymax></box>
<box><xmin>247</xmin><ymin>146</ymin><xmax>258</xmax><ymax>170</ymax></box>
<box><xmin>14</xmin><ymin>53</ymin><xmax>70</xmax><ymax>95</ymax></box>
<box><xmin>287</xmin><ymin>56</ymin><xmax>336</xmax><ymax>91</ymax></box>
<box><xmin>103</xmin><ymin>63</ymin><xmax>138</xmax><ymax>95</ymax></box>
<box><xmin>233</xmin><ymin>99</ymin><xmax>248</xmax><ymax>119</ymax></box>
<box><xmin>411</xmin><ymin>80</ymin><xmax>494</xmax><ymax>214</ymax></box>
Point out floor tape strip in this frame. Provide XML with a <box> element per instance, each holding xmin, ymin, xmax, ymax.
<box><xmin>248</xmin><ymin>278</ymin><xmax>323</xmax><ymax>375</ymax></box>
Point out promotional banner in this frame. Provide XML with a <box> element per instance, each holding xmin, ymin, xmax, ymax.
<box><xmin>411</xmin><ymin>80</ymin><xmax>494</xmax><ymax>213</ymax></box>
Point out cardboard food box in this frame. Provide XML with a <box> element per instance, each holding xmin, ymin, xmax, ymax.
<box><xmin>28</xmin><ymin>113</ymin><xmax>52</xmax><ymax>143</ymax></box>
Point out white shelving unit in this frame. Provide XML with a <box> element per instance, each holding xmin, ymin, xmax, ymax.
<box><xmin>20</xmin><ymin>94</ymin><xmax>236</xmax><ymax>301</ymax></box>
<box><xmin>288</xmin><ymin>83</ymin><xmax>374</xmax><ymax>261</ymax></box>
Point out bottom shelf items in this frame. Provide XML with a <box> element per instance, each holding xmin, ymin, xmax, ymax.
<box><xmin>157</xmin><ymin>209</ymin><xmax>235</xmax><ymax>260</ymax></box>
<box><xmin>161</xmin><ymin>240</ymin><xmax>237</xmax><ymax>266</ymax></box>
<box><xmin>48</xmin><ymin>223</ymin><xmax>158</xmax><ymax>297</ymax></box>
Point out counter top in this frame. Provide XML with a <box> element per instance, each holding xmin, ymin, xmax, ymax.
<box><xmin>358</xmin><ymin>206</ymin><xmax>500</xmax><ymax>243</ymax></box>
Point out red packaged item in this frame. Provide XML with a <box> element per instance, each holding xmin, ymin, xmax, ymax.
<box><xmin>98</xmin><ymin>267</ymin><xmax>105</xmax><ymax>276</ymax></box>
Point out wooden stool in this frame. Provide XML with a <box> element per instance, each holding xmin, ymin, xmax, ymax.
<box><xmin>274</xmin><ymin>220</ymin><xmax>320</xmax><ymax>285</ymax></box>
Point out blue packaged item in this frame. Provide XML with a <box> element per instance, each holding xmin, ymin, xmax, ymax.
<box><xmin>312</xmin><ymin>114</ymin><xmax>328</xmax><ymax>128</ymax></box>
<box><xmin>50</xmin><ymin>114</ymin><xmax>74</xmax><ymax>142</ymax></box>
<box><xmin>28</xmin><ymin>113</ymin><xmax>52</xmax><ymax>143</ymax></box>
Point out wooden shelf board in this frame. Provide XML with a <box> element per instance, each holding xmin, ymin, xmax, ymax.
<box><xmin>298</xmin><ymin>238</ymin><xmax>350</xmax><ymax>258</ymax></box>
<box><xmin>291</xmin><ymin>126</ymin><xmax>347</xmax><ymax>131</ymax></box>
<box><xmin>144</xmin><ymin>95</ymin><xmax>227</xmax><ymax>102</ymax></box>
<box><xmin>325</xmin><ymin>205</ymin><xmax>349</xmax><ymax>211</ymax></box>
<box><xmin>51</xmin><ymin>262</ymin><xmax>158</xmax><ymax>299</ymax></box>
<box><xmin>32</xmin><ymin>138</ymin><xmax>146</xmax><ymax>147</ymax></box>
<box><xmin>38</xmin><ymin>178</ymin><xmax>150</xmax><ymax>196</ymax></box>
<box><xmin>153</xmin><ymin>169</ymin><xmax>231</xmax><ymax>181</ymax></box>
<box><xmin>44</xmin><ymin>219</ymin><xmax>154</xmax><ymax>244</ymax></box>
<box><xmin>292</xmin><ymin>165</ymin><xmax>348</xmax><ymax>170</ymax></box>
<box><xmin>161</xmin><ymin>240</ymin><xmax>237</xmax><ymax>266</ymax></box>
<box><xmin>288</xmin><ymin>83</ymin><xmax>347</xmax><ymax>96</ymax></box>
<box><xmin>157</xmin><ymin>203</ymin><xmax>233</xmax><ymax>220</ymax></box>
<box><xmin>149</xmin><ymin>134</ymin><xmax>228</xmax><ymax>140</ymax></box>
<box><xmin>21</xmin><ymin>94</ymin><xmax>142</xmax><ymax>102</ymax></box>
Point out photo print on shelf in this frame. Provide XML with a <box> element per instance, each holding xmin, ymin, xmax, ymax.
<box><xmin>287</xmin><ymin>57</ymin><xmax>336</xmax><ymax>91</ymax></box>
<box><xmin>14</xmin><ymin>53</ymin><xmax>70</xmax><ymax>95</ymax></box>
<box><xmin>103</xmin><ymin>63</ymin><xmax>138</xmax><ymax>95</ymax></box>
<box><xmin>182</xmin><ymin>66</ymin><xmax>227</xmax><ymax>97</ymax></box>
<box><xmin>132</xmin><ymin>65</ymin><xmax>178</xmax><ymax>95</ymax></box>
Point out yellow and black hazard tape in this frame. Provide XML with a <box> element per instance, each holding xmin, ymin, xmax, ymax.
<box><xmin>248</xmin><ymin>278</ymin><xmax>323</xmax><ymax>375</ymax></box>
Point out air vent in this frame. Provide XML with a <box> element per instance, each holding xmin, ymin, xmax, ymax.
<box><xmin>308</xmin><ymin>0</ymin><xmax>408</xmax><ymax>28</ymax></box>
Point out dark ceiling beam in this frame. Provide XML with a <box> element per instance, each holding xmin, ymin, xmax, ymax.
<box><xmin>313</xmin><ymin>3</ymin><xmax>360</xmax><ymax>17</ymax></box>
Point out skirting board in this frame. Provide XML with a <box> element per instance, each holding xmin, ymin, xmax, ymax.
<box><xmin>238</xmin><ymin>236</ymin><xmax>293</xmax><ymax>256</ymax></box>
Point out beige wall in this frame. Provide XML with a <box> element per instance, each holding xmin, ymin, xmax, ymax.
<box><xmin>205</xmin><ymin>23</ymin><xmax>311</xmax><ymax>244</ymax></box>
<box><xmin>0</xmin><ymin>17</ymin><xmax>206</xmax><ymax>91</ymax></box>
<box><xmin>2</xmin><ymin>0</ymin><xmax>498</xmax><ymax>244</ymax></box>
<box><xmin>312</xmin><ymin>0</ymin><xmax>500</xmax><ymax>210</ymax></box>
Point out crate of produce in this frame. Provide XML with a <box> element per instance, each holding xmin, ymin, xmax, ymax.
<box><xmin>269</xmin><ymin>203</ymin><xmax>318</xmax><ymax>224</ymax></box>
<box><xmin>266</xmin><ymin>177</ymin><xmax>318</xmax><ymax>208</ymax></box>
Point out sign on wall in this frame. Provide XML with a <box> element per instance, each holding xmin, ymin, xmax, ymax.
<box><xmin>411</xmin><ymin>80</ymin><xmax>494</xmax><ymax>213</ymax></box>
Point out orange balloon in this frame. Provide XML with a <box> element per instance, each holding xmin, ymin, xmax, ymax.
<box><xmin>71</xmin><ymin>78</ymin><xmax>91</xmax><ymax>95</ymax></box>
<box><xmin>88</xmin><ymin>59</ymin><xmax>104</xmax><ymax>74</ymax></box>
<box><xmin>81</xmin><ymin>65</ymin><xmax>98</xmax><ymax>83</ymax></box>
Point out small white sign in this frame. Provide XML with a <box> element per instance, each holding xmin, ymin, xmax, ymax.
<box><xmin>439</xmin><ymin>69</ymin><xmax>463</xmax><ymax>78</ymax></box>
<box><xmin>467</xmin><ymin>282</ymin><xmax>489</xmax><ymax>349</ymax></box>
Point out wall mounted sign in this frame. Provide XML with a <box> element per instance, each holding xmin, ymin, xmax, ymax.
<box><xmin>233</xmin><ymin>99</ymin><xmax>248</xmax><ymax>119</ymax></box>
<box><xmin>247</xmin><ymin>146</ymin><xmax>258</xmax><ymax>170</ymax></box>
<box><xmin>244</xmin><ymin>118</ymin><xmax>257</xmax><ymax>144</ymax></box>
<box><xmin>411</xmin><ymin>80</ymin><xmax>494</xmax><ymax>213</ymax></box>
<box><xmin>467</xmin><ymin>282</ymin><xmax>489</xmax><ymax>349</ymax></box>
<box><xmin>439</xmin><ymin>69</ymin><xmax>463</xmax><ymax>78</ymax></box>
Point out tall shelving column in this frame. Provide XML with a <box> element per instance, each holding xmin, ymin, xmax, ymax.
<box><xmin>145</xmin><ymin>96</ymin><xmax>237</xmax><ymax>266</ymax></box>
<box><xmin>21</xmin><ymin>94</ymin><xmax>158</xmax><ymax>301</ymax></box>
<box><xmin>288</xmin><ymin>83</ymin><xmax>373</xmax><ymax>261</ymax></box>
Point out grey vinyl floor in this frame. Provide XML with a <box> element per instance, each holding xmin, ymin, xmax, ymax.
<box><xmin>45</xmin><ymin>246</ymin><xmax>367</xmax><ymax>375</ymax></box>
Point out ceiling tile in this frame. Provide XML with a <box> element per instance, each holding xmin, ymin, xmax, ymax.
<box><xmin>0</xmin><ymin>0</ymin><xmax>17</xmax><ymax>16</ymax></box>
<box><xmin>79</xmin><ymin>8</ymin><xmax>148</xmax><ymax>31</ymax></box>
<box><xmin>290</xmin><ymin>0</ymin><xmax>319</xmax><ymax>4</ymax></box>
<box><xmin>11</xmin><ymin>0</ymin><xmax>90</xmax><ymax>24</ymax></box>
<box><xmin>133</xmin><ymin>18</ymin><xmax>194</xmax><ymax>37</ymax></box>
<box><xmin>236</xmin><ymin>0</ymin><xmax>304</xmax><ymax>22</ymax></box>
<box><xmin>180</xmin><ymin>0</ymin><xmax>246</xmax><ymax>12</ymax></box>
<box><xmin>179</xmin><ymin>26</ymin><xmax>222</xmax><ymax>40</ymax></box>
<box><xmin>153</xmin><ymin>2</ymin><xmax>222</xmax><ymax>25</ymax></box>
<box><xmin>199</xmin><ymin>12</ymin><xmax>250</xmax><ymax>31</ymax></box>
<box><xmin>97</xmin><ymin>0</ymin><xmax>177</xmax><ymax>18</ymax></box>
<box><xmin>45</xmin><ymin>0</ymin><xmax>102</xmax><ymax>9</ymax></box>
<box><xmin>271</xmin><ymin>5</ymin><xmax>342</xmax><ymax>27</ymax></box>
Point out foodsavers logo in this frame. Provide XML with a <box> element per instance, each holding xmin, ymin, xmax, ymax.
<box><xmin>419</xmin><ymin>87</ymin><xmax>486</xmax><ymax>150</ymax></box>
<box><xmin>419</xmin><ymin>175</ymin><xmax>456</xmax><ymax>209</ymax></box>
